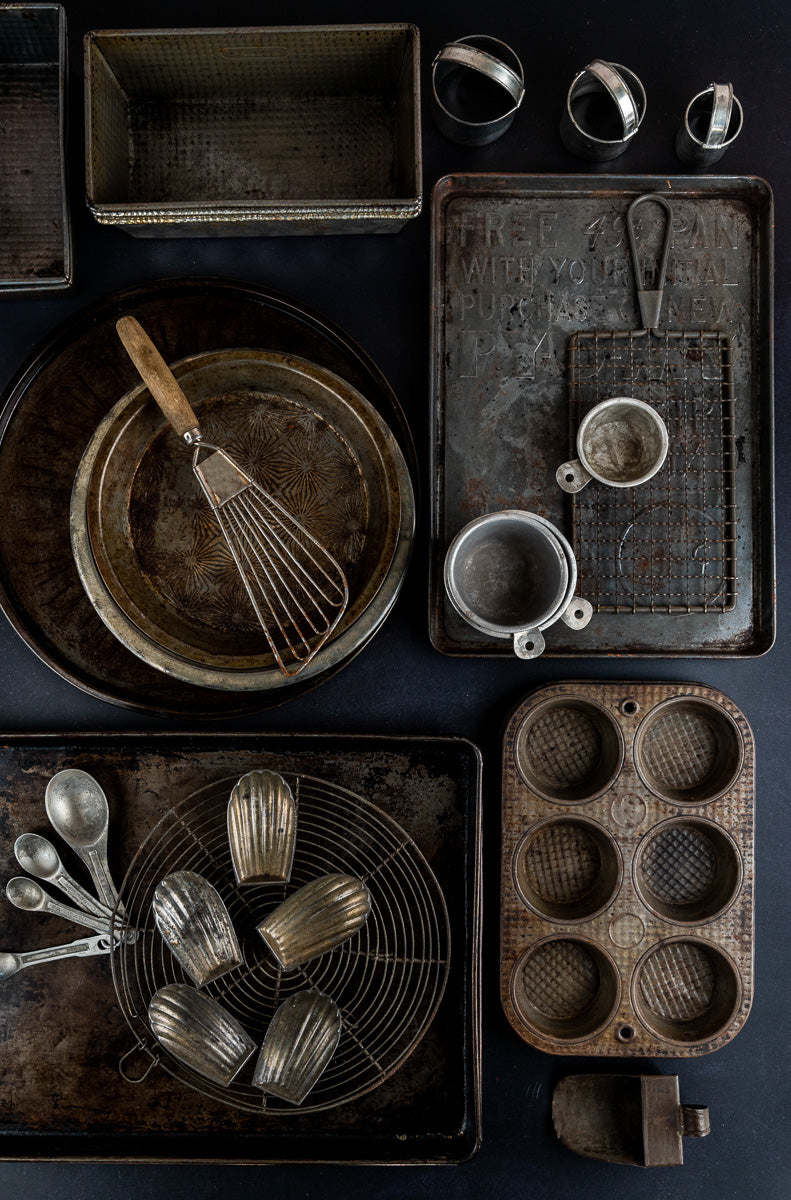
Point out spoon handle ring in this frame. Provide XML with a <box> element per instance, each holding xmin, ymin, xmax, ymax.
<box><xmin>16</xmin><ymin>934</ymin><xmax>113</xmax><ymax>970</ymax></box>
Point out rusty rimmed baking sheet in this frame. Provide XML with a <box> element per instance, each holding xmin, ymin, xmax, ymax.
<box><xmin>0</xmin><ymin>732</ymin><xmax>480</xmax><ymax>1164</ymax></box>
<box><xmin>430</xmin><ymin>175</ymin><xmax>774</xmax><ymax>657</ymax></box>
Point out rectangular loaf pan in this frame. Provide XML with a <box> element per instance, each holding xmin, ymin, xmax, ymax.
<box><xmin>85</xmin><ymin>24</ymin><xmax>422</xmax><ymax>237</ymax></box>
<box><xmin>0</xmin><ymin>3</ymin><xmax>71</xmax><ymax>290</ymax></box>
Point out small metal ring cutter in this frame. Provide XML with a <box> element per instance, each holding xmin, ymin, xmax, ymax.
<box><xmin>560</xmin><ymin>59</ymin><xmax>646</xmax><ymax>160</ymax></box>
<box><xmin>676</xmin><ymin>83</ymin><xmax>743</xmax><ymax>166</ymax></box>
<box><xmin>431</xmin><ymin>34</ymin><xmax>525</xmax><ymax>146</ymax></box>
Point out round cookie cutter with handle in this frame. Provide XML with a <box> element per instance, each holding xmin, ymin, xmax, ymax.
<box><xmin>676</xmin><ymin>82</ymin><xmax>743</xmax><ymax>166</ymax></box>
<box><xmin>431</xmin><ymin>34</ymin><xmax>525</xmax><ymax>146</ymax></box>
<box><xmin>443</xmin><ymin>510</ymin><xmax>592</xmax><ymax>660</ymax></box>
<box><xmin>560</xmin><ymin>59</ymin><xmax>646</xmax><ymax>160</ymax></box>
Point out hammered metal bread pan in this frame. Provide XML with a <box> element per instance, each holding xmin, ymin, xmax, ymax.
<box><xmin>85</xmin><ymin>24</ymin><xmax>422</xmax><ymax>237</ymax></box>
<box><xmin>0</xmin><ymin>4</ymin><xmax>71</xmax><ymax>290</ymax></box>
<box><xmin>501</xmin><ymin>681</ymin><xmax>754</xmax><ymax>1057</ymax></box>
<box><xmin>70</xmin><ymin>349</ymin><xmax>414</xmax><ymax>691</ymax></box>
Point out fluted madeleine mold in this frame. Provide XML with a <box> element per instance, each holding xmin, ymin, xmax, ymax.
<box><xmin>257</xmin><ymin>873</ymin><xmax>371</xmax><ymax>969</ymax></box>
<box><xmin>149</xmin><ymin>983</ymin><xmax>256</xmax><ymax>1087</ymax></box>
<box><xmin>227</xmin><ymin>769</ymin><xmax>296</xmax><ymax>885</ymax></box>
<box><xmin>253</xmin><ymin>989</ymin><xmax>342</xmax><ymax>1104</ymax></box>
<box><xmin>153</xmin><ymin>870</ymin><xmax>242</xmax><ymax>986</ymax></box>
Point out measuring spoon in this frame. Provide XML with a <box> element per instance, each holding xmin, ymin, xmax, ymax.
<box><xmin>0</xmin><ymin>933</ymin><xmax>113</xmax><ymax>980</ymax></box>
<box><xmin>44</xmin><ymin>769</ymin><xmax>124</xmax><ymax>914</ymax></box>
<box><xmin>14</xmin><ymin>832</ymin><xmax>113</xmax><ymax>921</ymax></box>
<box><xmin>6</xmin><ymin>877</ymin><xmax>111</xmax><ymax>934</ymax></box>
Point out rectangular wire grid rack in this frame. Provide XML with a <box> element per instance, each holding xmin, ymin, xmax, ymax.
<box><xmin>568</xmin><ymin>329</ymin><xmax>738</xmax><ymax>614</ymax></box>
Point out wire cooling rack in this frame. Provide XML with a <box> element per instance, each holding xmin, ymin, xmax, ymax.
<box><xmin>112</xmin><ymin>772</ymin><xmax>450</xmax><ymax>1114</ymax></box>
<box><xmin>568</xmin><ymin>328</ymin><xmax>738</xmax><ymax>614</ymax></box>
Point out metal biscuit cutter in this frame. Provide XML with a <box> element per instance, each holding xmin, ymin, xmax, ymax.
<box><xmin>431</xmin><ymin>34</ymin><xmax>525</xmax><ymax>145</ymax></box>
<box><xmin>676</xmin><ymin>82</ymin><xmax>743</xmax><ymax>166</ymax></box>
<box><xmin>560</xmin><ymin>60</ymin><xmax>646</xmax><ymax>160</ymax></box>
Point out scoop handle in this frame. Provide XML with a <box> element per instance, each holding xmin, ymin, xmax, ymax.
<box><xmin>116</xmin><ymin>315</ymin><xmax>202</xmax><ymax>443</ymax></box>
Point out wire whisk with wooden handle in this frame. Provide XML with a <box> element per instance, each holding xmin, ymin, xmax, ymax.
<box><xmin>116</xmin><ymin>317</ymin><xmax>349</xmax><ymax>677</ymax></box>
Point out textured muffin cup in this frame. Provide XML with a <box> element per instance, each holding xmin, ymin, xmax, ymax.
<box><xmin>227</xmin><ymin>769</ymin><xmax>296</xmax><ymax>885</ymax></box>
<box><xmin>152</xmin><ymin>870</ymin><xmax>242</xmax><ymax>987</ymax></box>
<box><xmin>633</xmin><ymin>817</ymin><xmax>743</xmax><ymax>924</ymax></box>
<box><xmin>633</xmin><ymin>696</ymin><xmax>744</xmax><ymax>805</ymax></box>
<box><xmin>514</xmin><ymin>697</ymin><xmax>625</xmax><ymax>803</ymax></box>
<box><xmin>257</xmin><ymin>873</ymin><xmax>371</xmax><ymax>970</ymax></box>
<box><xmin>149</xmin><ymin>983</ymin><xmax>256</xmax><ymax>1087</ymax></box>
<box><xmin>513</xmin><ymin>817</ymin><xmax>623</xmax><ymax>921</ymax></box>
<box><xmin>632</xmin><ymin>938</ymin><xmax>742</xmax><ymax>1044</ymax></box>
<box><xmin>510</xmin><ymin>936</ymin><xmax>620</xmax><ymax>1043</ymax></box>
<box><xmin>252</xmin><ymin>989</ymin><xmax>342</xmax><ymax>1104</ymax></box>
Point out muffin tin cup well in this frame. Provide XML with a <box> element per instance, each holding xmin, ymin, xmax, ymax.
<box><xmin>500</xmin><ymin>681</ymin><xmax>754</xmax><ymax>1057</ymax></box>
<box><xmin>514</xmin><ymin>697</ymin><xmax>625</xmax><ymax>804</ymax></box>
<box><xmin>633</xmin><ymin>817</ymin><xmax>743</xmax><ymax>925</ymax></box>
<box><xmin>513</xmin><ymin>816</ymin><xmax>623</xmax><ymax>923</ymax></box>
<box><xmin>510</xmin><ymin>936</ymin><xmax>621</xmax><ymax>1045</ymax></box>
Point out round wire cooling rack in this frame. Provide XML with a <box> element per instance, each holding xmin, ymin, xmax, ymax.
<box><xmin>111</xmin><ymin>772</ymin><xmax>450</xmax><ymax>1113</ymax></box>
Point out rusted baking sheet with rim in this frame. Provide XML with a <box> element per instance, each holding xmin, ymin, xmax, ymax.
<box><xmin>0</xmin><ymin>4</ymin><xmax>71</xmax><ymax>290</ymax></box>
<box><xmin>0</xmin><ymin>732</ymin><xmax>481</xmax><ymax>1164</ymax></box>
<box><xmin>500</xmin><ymin>681</ymin><xmax>754</xmax><ymax>1057</ymax></box>
<box><xmin>84</xmin><ymin>24</ymin><xmax>422</xmax><ymax>237</ymax></box>
<box><xmin>430</xmin><ymin>174</ymin><xmax>774</xmax><ymax>657</ymax></box>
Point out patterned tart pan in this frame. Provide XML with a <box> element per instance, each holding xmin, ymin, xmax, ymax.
<box><xmin>0</xmin><ymin>279</ymin><xmax>416</xmax><ymax>715</ymax></box>
<box><xmin>71</xmin><ymin>349</ymin><xmax>412</xmax><ymax>690</ymax></box>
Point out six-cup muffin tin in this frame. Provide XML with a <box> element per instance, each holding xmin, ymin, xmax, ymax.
<box><xmin>500</xmin><ymin>681</ymin><xmax>754</xmax><ymax>1056</ymax></box>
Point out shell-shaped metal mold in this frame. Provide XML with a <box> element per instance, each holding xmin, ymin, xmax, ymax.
<box><xmin>257</xmin><ymin>873</ymin><xmax>371</xmax><ymax>969</ymax></box>
<box><xmin>149</xmin><ymin>983</ymin><xmax>256</xmax><ymax>1087</ymax></box>
<box><xmin>227</xmin><ymin>769</ymin><xmax>297</xmax><ymax>885</ymax></box>
<box><xmin>152</xmin><ymin>870</ymin><xmax>242</xmax><ymax>987</ymax></box>
<box><xmin>253</xmin><ymin>989</ymin><xmax>342</xmax><ymax>1104</ymax></box>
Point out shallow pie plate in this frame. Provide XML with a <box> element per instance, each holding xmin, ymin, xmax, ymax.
<box><xmin>71</xmin><ymin>351</ymin><xmax>413</xmax><ymax>692</ymax></box>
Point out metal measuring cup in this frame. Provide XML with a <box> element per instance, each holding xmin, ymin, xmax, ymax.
<box><xmin>560</xmin><ymin>60</ymin><xmax>646</xmax><ymax>160</ymax></box>
<box><xmin>557</xmin><ymin>397</ymin><xmax>669</xmax><ymax>494</ymax></box>
<box><xmin>443</xmin><ymin>510</ymin><xmax>592</xmax><ymax>659</ymax></box>
<box><xmin>676</xmin><ymin>83</ymin><xmax>743</xmax><ymax>166</ymax></box>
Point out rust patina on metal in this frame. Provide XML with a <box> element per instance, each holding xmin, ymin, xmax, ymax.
<box><xmin>0</xmin><ymin>5</ymin><xmax>71</xmax><ymax>291</ymax></box>
<box><xmin>0</xmin><ymin>732</ymin><xmax>481</xmax><ymax>1163</ymax></box>
<box><xmin>85</xmin><ymin>25</ymin><xmax>422</xmax><ymax>238</ymax></box>
<box><xmin>430</xmin><ymin>174</ymin><xmax>774</xmax><ymax>657</ymax></box>
<box><xmin>500</xmin><ymin>681</ymin><xmax>754</xmax><ymax>1057</ymax></box>
<box><xmin>0</xmin><ymin>279</ymin><xmax>417</xmax><ymax>716</ymax></box>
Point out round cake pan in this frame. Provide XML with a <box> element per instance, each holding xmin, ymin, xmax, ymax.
<box><xmin>71</xmin><ymin>350</ymin><xmax>414</xmax><ymax>692</ymax></box>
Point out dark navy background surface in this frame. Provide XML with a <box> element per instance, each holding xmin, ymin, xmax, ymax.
<box><xmin>0</xmin><ymin>1</ymin><xmax>788</xmax><ymax>1196</ymax></box>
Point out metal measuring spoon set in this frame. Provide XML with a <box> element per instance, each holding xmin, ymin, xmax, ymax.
<box><xmin>2</xmin><ymin>768</ymin><xmax>131</xmax><ymax>980</ymax></box>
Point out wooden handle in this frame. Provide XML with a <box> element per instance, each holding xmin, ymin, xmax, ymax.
<box><xmin>116</xmin><ymin>316</ymin><xmax>201</xmax><ymax>441</ymax></box>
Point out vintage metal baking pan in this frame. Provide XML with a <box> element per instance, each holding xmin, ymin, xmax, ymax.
<box><xmin>0</xmin><ymin>3</ymin><xmax>71</xmax><ymax>290</ymax></box>
<box><xmin>85</xmin><ymin>24</ymin><xmax>422</xmax><ymax>237</ymax></box>
<box><xmin>430</xmin><ymin>175</ymin><xmax>774</xmax><ymax>657</ymax></box>
<box><xmin>71</xmin><ymin>348</ymin><xmax>413</xmax><ymax>692</ymax></box>
<box><xmin>0</xmin><ymin>278</ymin><xmax>417</xmax><ymax>717</ymax></box>
<box><xmin>0</xmin><ymin>732</ymin><xmax>480</xmax><ymax>1163</ymax></box>
<box><xmin>500</xmin><ymin>681</ymin><xmax>754</xmax><ymax>1056</ymax></box>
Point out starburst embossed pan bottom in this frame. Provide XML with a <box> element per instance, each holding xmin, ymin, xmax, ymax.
<box><xmin>70</xmin><ymin>348</ymin><xmax>413</xmax><ymax>691</ymax></box>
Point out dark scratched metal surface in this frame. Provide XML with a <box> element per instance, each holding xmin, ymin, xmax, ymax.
<box><xmin>430</xmin><ymin>175</ymin><xmax>774</xmax><ymax>657</ymax></box>
<box><xmin>0</xmin><ymin>732</ymin><xmax>481</xmax><ymax>1163</ymax></box>
<box><xmin>500</xmin><ymin>682</ymin><xmax>754</xmax><ymax>1057</ymax></box>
